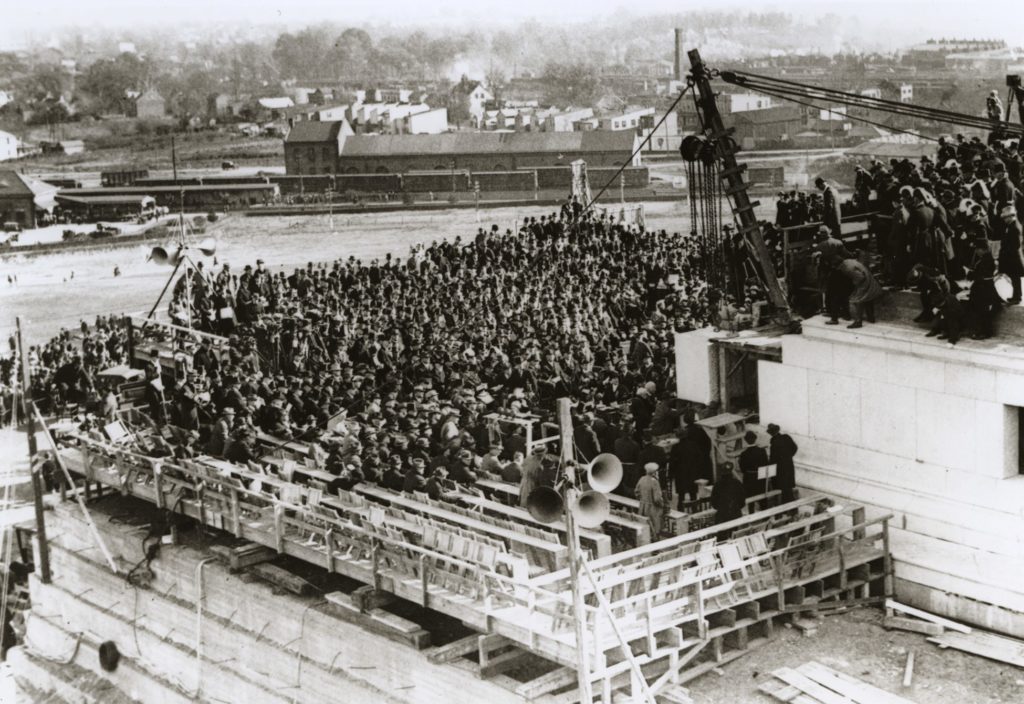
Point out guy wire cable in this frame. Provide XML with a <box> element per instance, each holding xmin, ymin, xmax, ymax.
<box><xmin>724</xmin><ymin>68</ymin><xmax>1020</xmax><ymax>132</ymax></box>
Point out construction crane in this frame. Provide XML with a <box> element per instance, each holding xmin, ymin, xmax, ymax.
<box><xmin>685</xmin><ymin>49</ymin><xmax>794</xmax><ymax>327</ymax></box>
<box><xmin>682</xmin><ymin>49</ymin><xmax>1024</xmax><ymax>331</ymax></box>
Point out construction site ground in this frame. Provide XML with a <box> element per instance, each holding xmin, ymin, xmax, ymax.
<box><xmin>686</xmin><ymin>606</ymin><xmax>1023</xmax><ymax>704</ymax></box>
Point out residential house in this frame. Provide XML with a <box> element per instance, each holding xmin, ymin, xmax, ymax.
<box><xmin>729</xmin><ymin>106</ymin><xmax>804</xmax><ymax>149</ymax></box>
<box><xmin>41</xmin><ymin>140</ymin><xmax>85</xmax><ymax>156</ymax></box>
<box><xmin>541</xmin><ymin>107</ymin><xmax>594</xmax><ymax>132</ymax></box>
<box><xmin>599</xmin><ymin>107</ymin><xmax>656</xmax><ymax>132</ymax></box>
<box><xmin>0</xmin><ymin>130</ymin><xmax>19</xmax><ymax>162</ymax></box>
<box><xmin>316</xmin><ymin>104</ymin><xmax>349</xmax><ymax>122</ymax></box>
<box><xmin>400</xmin><ymin>108</ymin><xmax>448</xmax><ymax>135</ymax></box>
<box><xmin>452</xmin><ymin>81</ymin><xmax>493</xmax><ymax>128</ymax></box>
<box><xmin>284</xmin><ymin>120</ymin><xmax>354</xmax><ymax>175</ymax></box>
<box><xmin>0</xmin><ymin>170</ymin><xmax>55</xmax><ymax>228</ymax></box>
<box><xmin>729</xmin><ymin>93</ymin><xmax>774</xmax><ymax>113</ymax></box>
<box><xmin>257</xmin><ymin>97</ymin><xmax>295</xmax><ymax>121</ymax></box>
<box><xmin>134</xmin><ymin>89</ymin><xmax>166</xmax><ymax>119</ymax></box>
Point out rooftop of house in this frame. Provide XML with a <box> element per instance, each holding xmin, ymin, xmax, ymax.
<box><xmin>338</xmin><ymin>130</ymin><xmax>636</xmax><ymax>158</ymax></box>
<box><xmin>284</xmin><ymin>121</ymin><xmax>347</xmax><ymax>144</ymax></box>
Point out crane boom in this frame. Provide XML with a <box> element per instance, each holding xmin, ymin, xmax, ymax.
<box><xmin>686</xmin><ymin>49</ymin><xmax>793</xmax><ymax>326</ymax></box>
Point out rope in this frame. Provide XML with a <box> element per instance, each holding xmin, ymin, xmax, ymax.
<box><xmin>724</xmin><ymin>68</ymin><xmax>1020</xmax><ymax>134</ymax></box>
<box><xmin>574</xmin><ymin>83</ymin><xmax>695</xmax><ymax>224</ymax></box>
<box><xmin>727</xmin><ymin>80</ymin><xmax>942</xmax><ymax>143</ymax></box>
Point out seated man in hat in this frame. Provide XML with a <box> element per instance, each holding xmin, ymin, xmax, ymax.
<box><xmin>207</xmin><ymin>406</ymin><xmax>235</xmax><ymax>457</ymax></box>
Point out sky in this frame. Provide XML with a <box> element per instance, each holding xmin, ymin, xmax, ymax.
<box><xmin>2</xmin><ymin>0</ymin><xmax>1021</xmax><ymax>50</ymax></box>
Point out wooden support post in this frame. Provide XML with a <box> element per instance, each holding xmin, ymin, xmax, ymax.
<box><xmin>230</xmin><ymin>488</ymin><xmax>241</xmax><ymax>538</ymax></box>
<box><xmin>151</xmin><ymin>462</ymin><xmax>164</xmax><ymax>509</ymax></box>
<box><xmin>323</xmin><ymin>529</ymin><xmax>334</xmax><ymax>573</ymax></box>
<box><xmin>882</xmin><ymin>518</ymin><xmax>894</xmax><ymax>598</ymax></box>
<box><xmin>558</xmin><ymin>397</ymin><xmax>593</xmax><ymax>704</ymax></box>
<box><xmin>273</xmin><ymin>504</ymin><xmax>285</xmax><ymax>553</ymax></box>
<box><xmin>19</xmin><ymin>317</ymin><xmax>51</xmax><ymax>584</ymax></box>
<box><xmin>851</xmin><ymin>507</ymin><xmax>866</xmax><ymax>540</ymax></box>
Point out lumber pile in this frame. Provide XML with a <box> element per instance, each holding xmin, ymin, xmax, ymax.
<box><xmin>759</xmin><ymin>661</ymin><xmax>916</xmax><ymax>703</ymax></box>
<box><xmin>881</xmin><ymin>599</ymin><xmax>971</xmax><ymax>638</ymax></box>
<box><xmin>927</xmin><ymin>630</ymin><xmax>1024</xmax><ymax>668</ymax></box>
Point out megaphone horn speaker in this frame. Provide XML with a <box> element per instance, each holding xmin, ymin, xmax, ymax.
<box><xmin>571</xmin><ymin>491</ymin><xmax>610</xmax><ymax>529</ymax></box>
<box><xmin>197</xmin><ymin>237</ymin><xmax>217</xmax><ymax>257</ymax></box>
<box><xmin>149</xmin><ymin>245</ymin><xmax>170</xmax><ymax>265</ymax></box>
<box><xmin>526</xmin><ymin>486</ymin><xmax>564</xmax><ymax>524</ymax></box>
<box><xmin>587</xmin><ymin>453</ymin><xmax>623</xmax><ymax>493</ymax></box>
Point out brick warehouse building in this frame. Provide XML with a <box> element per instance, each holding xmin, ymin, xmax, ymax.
<box><xmin>284</xmin><ymin>120</ymin><xmax>355</xmax><ymax>176</ymax></box>
<box><xmin>285</xmin><ymin>129</ymin><xmax>640</xmax><ymax>176</ymax></box>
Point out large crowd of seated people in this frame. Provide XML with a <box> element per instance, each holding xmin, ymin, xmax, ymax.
<box><xmin>21</xmin><ymin>206</ymin><xmax>785</xmax><ymax>527</ymax></box>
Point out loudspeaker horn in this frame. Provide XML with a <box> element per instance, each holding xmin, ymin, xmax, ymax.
<box><xmin>197</xmin><ymin>237</ymin><xmax>217</xmax><ymax>256</ymax></box>
<box><xmin>526</xmin><ymin>486</ymin><xmax>564</xmax><ymax>524</ymax></box>
<box><xmin>571</xmin><ymin>490</ymin><xmax>610</xmax><ymax>529</ymax></box>
<box><xmin>587</xmin><ymin>453</ymin><xmax>623</xmax><ymax>493</ymax></box>
<box><xmin>149</xmin><ymin>245</ymin><xmax>180</xmax><ymax>266</ymax></box>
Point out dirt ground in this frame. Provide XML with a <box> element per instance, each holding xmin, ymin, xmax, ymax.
<box><xmin>687</xmin><ymin>607</ymin><xmax>1024</xmax><ymax>704</ymax></box>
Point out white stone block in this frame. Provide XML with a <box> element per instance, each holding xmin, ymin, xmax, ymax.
<box><xmin>807</xmin><ymin>370</ymin><xmax>862</xmax><ymax>446</ymax></box>
<box><xmin>887</xmin><ymin>352</ymin><xmax>945</xmax><ymax>392</ymax></box>
<box><xmin>974</xmin><ymin>401</ymin><xmax>1016</xmax><ymax>479</ymax></box>
<box><xmin>944</xmin><ymin>364</ymin><xmax>997</xmax><ymax>401</ymax></box>
<box><xmin>674</xmin><ymin>328</ymin><xmax>726</xmax><ymax>405</ymax></box>
<box><xmin>995</xmin><ymin>370</ymin><xmax>1024</xmax><ymax>406</ymax></box>
<box><xmin>915</xmin><ymin>389</ymin><xmax>976</xmax><ymax>471</ymax></box>
<box><xmin>757</xmin><ymin>362</ymin><xmax>809</xmax><ymax>436</ymax></box>
<box><xmin>860</xmin><ymin>380</ymin><xmax>916</xmax><ymax>459</ymax></box>
<box><xmin>781</xmin><ymin>336</ymin><xmax>834</xmax><ymax>372</ymax></box>
<box><xmin>832</xmin><ymin>344</ymin><xmax>888</xmax><ymax>382</ymax></box>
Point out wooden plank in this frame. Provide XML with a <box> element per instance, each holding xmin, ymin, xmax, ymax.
<box><xmin>902</xmin><ymin>651</ymin><xmax>914</xmax><ymax>689</ymax></box>
<box><xmin>247</xmin><ymin>562</ymin><xmax>316</xmax><ymax>596</ymax></box>
<box><xmin>758</xmin><ymin>679</ymin><xmax>820</xmax><ymax>704</ymax></box>
<box><xmin>927</xmin><ymin>631</ymin><xmax>1024</xmax><ymax>668</ymax></box>
<box><xmin>885</xmin><ymin>600</ymin><xmax>971</xmax><ymax>634</ymax></box>
<box><xmin>514</xmin><ymin>666</ymin><xmax>577</xmax><ymax>699</ymax></box>
<box><xmin>427</xmin><ymin>635</ymin><xmax>482</xmax><ymax>664</ymax></box>
<box><xmin>797</xmin><ymin>662</ymin><xmax>914</xmax><ymax>704</ymax></box>
<box><xmin>772</xmin><ymin>667</ymin><xmax>854</xmax><ymax>704</ymax></box>
<box><xmin>883</xmin><ymin>616</ymin><xmax>943</xmax><ymax>637</ymax></box>
<box><xmin>368</xmin><ymin>608</ymin><xmax>421</xmax><ymax>635</ymax></box>
<box><xmin>781</xmin><ymin>597</ymin><xmax>884</xmax><ymax>614</ymax></box>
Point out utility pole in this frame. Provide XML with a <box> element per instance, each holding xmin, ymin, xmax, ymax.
<box><xmin>17</xmin><ymin>316</ymin><xmax>50</xmax><ymax>584</ymax></box>
<box><xmin>557</xmin><ymin>398</ymin><xmax>592</xmax><ymax>703</ymax></box>
<box><xmin>687</xmin><ymin>49</ymin><xmax>792</xmax><ymax>325</ymax></box>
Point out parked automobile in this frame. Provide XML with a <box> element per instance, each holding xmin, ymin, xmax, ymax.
<box><xmin>221</xmin><ymin>160</ymin><xmax>237</xmax><ymax>170</ymax></box>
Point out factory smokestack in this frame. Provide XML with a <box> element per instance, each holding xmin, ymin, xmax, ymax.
<box><xmin>674</xmin><ymin>28</ymin><xmax>684</xmax><ymax>81</ymax></box>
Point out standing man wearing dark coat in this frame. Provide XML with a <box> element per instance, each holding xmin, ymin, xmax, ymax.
<box><xmin>738</xmin><ymin>431</ymin><xmax>769</xmax><ymax>499</ymax></box>
<box><xmin>968</xmin><ymin>239</ymin><xmax>1000</xmax><ymax>339</ymax></box>
<box><xmin>999</xmin><ymin>205</ymin><xmax>1024</xmax><ymax>305</ymax></box>
<box><xmin>711</xmin><ymin>462</ymin><xmax>746</xmax><ymax>534</ymax></box>
<box><xmin>682</xmin><ymin>410</ymin><xmax>713</xmax><ymax>484</ymax></box>
<box><xmin>767</xmin><ymin>424</ymin><xmax>798</xmax><ymax>503</ymax></box>
<box><xmin>815</xmin><ymin>178</ymin><xmax>842</xmax><ymax>237</ymax></box>
<box><xmin>668</xmin><ymin>426</ymin><xmax>702</xmax><ymax>504</ymax></box>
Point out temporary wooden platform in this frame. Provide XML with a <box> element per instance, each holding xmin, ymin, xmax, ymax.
<box><xmin>52</xmin><ymin>431</ymin><xmax>893</xmax><ymax>702</ymax></box>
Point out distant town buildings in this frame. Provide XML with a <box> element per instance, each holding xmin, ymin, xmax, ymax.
<box><xmin>0</xmin><ymin>130</ymin><xmax>20</xmax><ymax>162</ymax></box>
<box><xmin>283</xmin><ymin>128</ymin><xmax>638</xmax><ymax>176</ymax></box>
<box><xmin>284</xmin><ymin>120</ymin><xmax>354</xmax><ymax>175</ymax></box>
